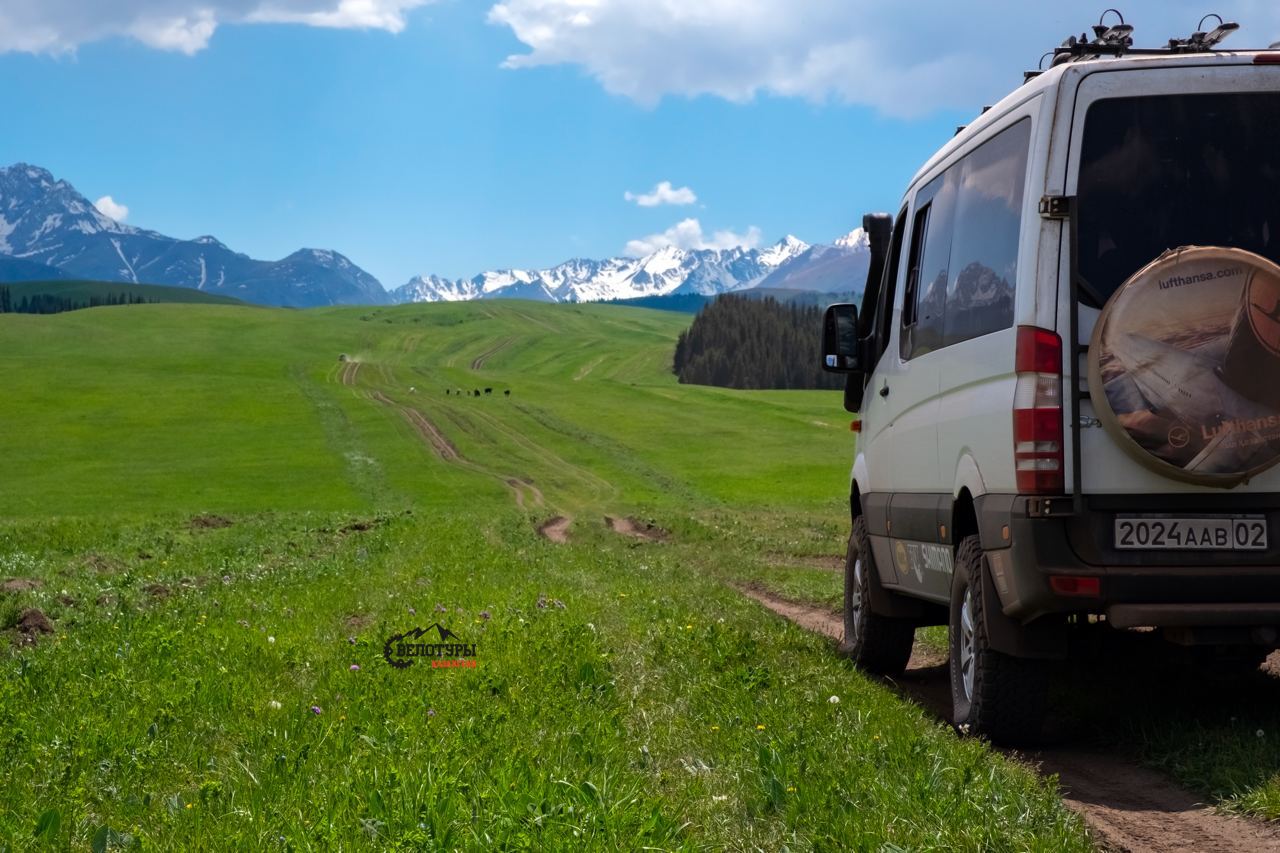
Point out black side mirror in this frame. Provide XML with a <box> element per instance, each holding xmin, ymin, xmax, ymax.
<box><xmin>821</xmin><ymin>303</ymin><xmax>860</xmax><ymax>372</ymax></box>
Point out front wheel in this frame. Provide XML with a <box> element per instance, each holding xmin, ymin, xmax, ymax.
<box><xmin>840</xmin><ymin>516</ymin><xmax>915</xmax><ymax>677</ymax></box>
<box><xmin>949</xmin><ymin>535</ymin><xmax>1048</xmax><ymax>745</ymax></box>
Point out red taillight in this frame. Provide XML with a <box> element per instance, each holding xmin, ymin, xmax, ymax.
<box><xmin>1049</xmin><ymin>575</ymin><xmax>1100</xmax><ymax>597</ymax></box>
<box><xmin>1255</xmin><ymin>53</ymin><xmax>1280</xmax><ymax>64</ymax></box>
<box><xmin>1014</xmin><ymin>326</ymin><xmax>1064</xmax><ymax>494</ymax></box>
<box><xmin>850</xmin><ymin>419</ymin><xmax>862</xmax><ymax>432</ymax></box>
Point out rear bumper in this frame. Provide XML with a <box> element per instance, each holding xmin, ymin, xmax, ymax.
<box><xmin>977</xmin><ymin>493</ymin><xmax>1280</xmax><ymax>628</ymax></box>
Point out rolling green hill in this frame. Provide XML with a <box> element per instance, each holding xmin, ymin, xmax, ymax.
<box><xmin>0</xmin><ymin>300</ymin><xmax>1092</xmax><ymax>850</ymax></box>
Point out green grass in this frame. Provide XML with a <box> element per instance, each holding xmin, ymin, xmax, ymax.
<box><xmin>0</xmin><ymin>299</ymin><xmax>1092</xmax><ymax>849</ymax></box>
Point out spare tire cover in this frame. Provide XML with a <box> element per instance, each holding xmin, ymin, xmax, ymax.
<box><xmin>1088</xmin><ymin>246</ymin><xmax>1280</xmax><ymax>487</ymax></box>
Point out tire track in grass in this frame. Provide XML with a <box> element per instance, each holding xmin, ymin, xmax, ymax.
<box><xmin>735</xmin><ymin>586</ymin><xmax>1280</xmax><ymax>853</ymax></box>
<box><xmin>470</xmin><ymin>337</ymin><xmax>514</xmax><ymax>370</ymax></box>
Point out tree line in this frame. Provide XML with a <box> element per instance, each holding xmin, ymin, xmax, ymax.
<box><xmin>673</xmin><ymin>294</ymin><xmax>843</xmax><ymax>390</ymax></box>
<box><xmin>0</xmin><ymin>287</ymin><xmax>156</xmax><ymax>315</ymax></box>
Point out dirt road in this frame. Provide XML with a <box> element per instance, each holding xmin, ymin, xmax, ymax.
<box><xmin>737</xmin><ymin>586</ymin><xmax>1280</xmax><ymax>853</ymax></box>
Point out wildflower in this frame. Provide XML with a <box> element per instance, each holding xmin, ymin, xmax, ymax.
<box><xmin>349</xmin><ymin>664</ymin><xmax>360</xmax><ymax>672</ymax></box>
<box><xmin>536</xmin><ymin>596</ymin><xmax>548</xmax><ymax>609</ymax></box>
<box><xmin>434</xmin><ymin>603</ymin><xmax>447</xmax><ymax>613</ymax></box>
<box><xmin>479</xmin><ymin>610</ymin><xmax>491</xmax><ymax>621</ymax></box>
<box><xmin>340</xmin><ymin>715</ymin><xmax>346</xmax><ymax>721</ymax></box>
<box><xmin>186</xmin><ymin>803</ymin><xmax>193</xmax><ymax>809</ymax></box>
<box><xmin>267</xmin><ymin>636</ymin><xmax>276</xmax><ymax>644</ymax></box>
<box><xmin>553</xmin><ymin>599</ymin><xmax>565</xmax><ymax>609</ymax></box>
<box><xmin>427</xmin><ymin>708</ymin><xmax>436</xmax><ymax>718</ymax></box>
<box><xmin>268</xmin><ymin>700</ymin><xmax>282</xmax><ymax>710</ymax></box>
<box><xmin>786</xmin><ymin>786</ymin><xmax>796</xmax><ymax>793</ymax></box>
<box><xmin>711</xmin><ymin>725</ymin><xmax>720</xmax><ymax>732</ymax></box>
<box><xmin>829</xmin><ymin>695</ymin><xmax>840</xmax><ymax>704</ymax></box>
<box><xmin>407</xmin><ymin>606</ymin><xmax>416</xmax><ymax>616</ymax></box>
<box><xmin>348</xmin><ymin>636</ymin><xmax>357</xmax><ymax>645</ymax></box>
<box><xmin>311</xmin><ymin>705</ymin><xmax>323</xmax><ymax>715</ymax></box>
<box><xmin>685</xmin><ymin>624</ymin><xmax>693</xmax><ymax>630</ymax></box>
<box><xmin>756</xmin><ymin>725</ymin><xmax>766</xmax><ymax>731</ymax></box>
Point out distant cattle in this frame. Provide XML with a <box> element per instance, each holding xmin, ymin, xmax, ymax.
<box><xmin>444</xmin><ymin>389</ymin><xmax>450</xmax><ymax>395</ymax></box>
<box><xmin>484</xmin><ymin>388</ymin><xmax>492</xmax><ymax>395</ymax></box>
<box><xmin>338</xmin><ymin>353</ymin><xmax>348</xmax><ymax>362</ymax></box>
<box><xmin>473</xmin><ymin>390</ymin><xmax>481</xmax><ymax>397</ymax></box>
<box><xmin>504</xmin><ymin>389</ymin><xmax>511</xmax><ymax>397</ymax></box>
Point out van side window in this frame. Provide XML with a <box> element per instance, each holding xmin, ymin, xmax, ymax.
<box><xmin>902</xmin><ymin>170</ymin><xmax>955</xmax><ymax>360</ymax></box>
<box><xmin>944</xmin><ymin>119</ymin><xmax>1030</xmax><ymax>346</ymax></box>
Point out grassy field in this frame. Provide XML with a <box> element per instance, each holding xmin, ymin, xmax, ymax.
<box><xmin>0</xmin><ymin>299</ymin><xmax>1096</xmax><ymax>849</ymax></box>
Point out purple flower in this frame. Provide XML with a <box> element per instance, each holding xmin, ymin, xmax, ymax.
<box><xmin>349</xmin><ymin>664</ymin><xmax>360</xmax><ymax>672</ymax></box>
<box><xmin>434</xmin><ymin>603</ymin><xmax>447</xmax><ymax>613</ymax></box>
<box><xmin>311</xmin><ymin>705</ymin><xmax>323</xmax><ymax>715</ymax></box>
<box><xmin>347</xmin><ymin>636</ymin><xmax>357</xmax><ymax>645</ymax></box>
<box><xmin>536</xmin><ymin>595</ymin><xmax>548</xmax><ymax>610</ymax></box>
<box><xmin>427</xmin><ymin>708</ymin><xmax>436</xmax><ymax>718</ymax></box>
<box><xmin>479</xmin><ymin>610</ymin><xmax>492</xmax><ymax>621</ymax></box>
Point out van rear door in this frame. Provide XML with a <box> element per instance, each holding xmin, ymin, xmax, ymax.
<box><xmin>1062</xmin><ymin>62</ymin><xmax>1280</xmax><ymax>497</ymax></box>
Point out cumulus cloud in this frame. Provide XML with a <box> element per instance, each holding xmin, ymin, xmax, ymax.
<box><xmin>624</xmin><ymin>218</ymin><xmax>761</xmax><ymax>257</ymax></box>
<box><xmin>94</xmin><ymin>195</ymin><xmax>130</xmax><ymax>222</ymax></box>
<box><xmin>487</xmin><ymin>1</ymin><xmax>1280</xmax><ymax>117</ymax></box>
<box><xmin>625</xmin><ymin>180</ymin><xmax>697</xmax><ymax>207</ymax></box>
<box><xmin>0</xmin><ymin>0</ymin><xmax>434</xmax><ymax>55</ymax></box>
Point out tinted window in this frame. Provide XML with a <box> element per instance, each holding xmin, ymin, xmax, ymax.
<box><xmin>901</xmin><ymin>120</ymin><xmax>1028</xmax><ymax>359</ymax></box>
<box><xmin>1079</xmin><ymin>94</ymin><xmax>1280</xmax><ymax>306</ymax></box>
<box><xmin>944</xmin><ymin>120</ymin><xmax>1028</xmax><ymax>345</ymax></box>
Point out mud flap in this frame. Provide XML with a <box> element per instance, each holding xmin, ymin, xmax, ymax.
<box><xmin>979</xmin><ymin>553</ymin><xmax>1068</xmax><ymax>660</ymax></box>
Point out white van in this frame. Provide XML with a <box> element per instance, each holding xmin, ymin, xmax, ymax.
<box><xmin>822</xmin><ymin>18</ymin><xmax>1280</xmax><ymax>743</ymax></box>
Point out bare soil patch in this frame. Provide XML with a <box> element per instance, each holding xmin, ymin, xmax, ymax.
<box><xmin>344</xmin><ymin>613</ymin><xmax>374</xmax><ymax>631</ymax></box>
<box><xmin>470</xmin><ymin>337</ymin><xmax>514</xmax><ymax>370</ymax></box>
<box><xmin>144</xmin><ymin>583</ymin><xmax>172</xmax><ymax>599</ymax></box>
<box><xmin>604</xmin><ymin>516</ymin><xmax>668</xmax><ymax>542</ymax></box>
<box><xmin>190</xmin><ymin>514</ymin><xmax>233</xmax><ymax>530</ymax></box>
<box><xmin>538</xmin><ymin>516</ymin><xmax>571</xmax><ymax>544</ymax></box>
<box><xmin>13</xmin><ymin>608</ymin><xmax>54</xmax><ymax>646</ymax></box>
<box><xmin>735</xmin><ymin>585</ymin><xmax>1280</xmax><ymax>853</ymax></box>
<box><xmin>2</xmin><ymin>577</ymin><xmax>42</xmax><ymax>593</ymax></box>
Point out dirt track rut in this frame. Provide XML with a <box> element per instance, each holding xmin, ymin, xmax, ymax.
<box><xmin>736</xmin><ymin>586</ymin><xmax>1280</xmax><ymax>853</ymax></box>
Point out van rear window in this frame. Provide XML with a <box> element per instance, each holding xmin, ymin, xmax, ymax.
<box><xmin>1078</xmin><ymin>93</ymin><xmax>1280</xmax><ymax>306</ymax></box>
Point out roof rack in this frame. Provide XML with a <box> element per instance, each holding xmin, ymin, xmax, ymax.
<box><xmin>1040</xmin><ymin>9</ymin><xmax>1241</xmax><ymax>70</ymax></box>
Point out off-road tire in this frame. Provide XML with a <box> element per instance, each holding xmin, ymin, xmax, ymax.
<box><xmin>839</xmin><ymin>516</ymin><xmax>915</xmax><ymax>677</ymax></box>
<box><xmin>949</xmin><ymin>534</ymin><xmax>1048</xmax><ymax>745</ymax></box>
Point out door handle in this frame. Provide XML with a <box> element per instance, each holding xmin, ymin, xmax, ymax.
<box><xmin>879</xmin><ymin>383</ymin><xmax>890</xmax><ymax>398</ymax></box>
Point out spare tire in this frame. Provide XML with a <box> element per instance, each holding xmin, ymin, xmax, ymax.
<box><xmin>1088</xmin><ymin>246</ymin><xmax>1280</xmax><ymax>487</ymax></box>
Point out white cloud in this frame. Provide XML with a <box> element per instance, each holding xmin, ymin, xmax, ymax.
<box><xmin>488</xmin><ymin>1</ymin><xmax>1280</xmax><ymax>118</ymax></box>
<box><xmin>94</xmin><ymin>195</ymin><xmax>130</xmax><ymax>222</ymax></box>
<box><xmin>624</xmin><ymin>217</ymin><xmax>761</xmax><ymax>257</ymax></box>
<box><xmin>624</xmin><ymin>180</ymin><xmax>697</xmax><ymax>207</ymax></box>
<box><xmin>0</xmin><ymin>0</ymin><xmax>434</xmax><ymax>55</ymax></box>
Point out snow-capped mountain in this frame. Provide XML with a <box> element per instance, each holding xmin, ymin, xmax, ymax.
<box><xmin>392</xmin><ymin>237</ymin><xmax>815</xmax><ymax>305</ymax></box>
<box><xmin>754</xmin><ymin>227</ymin><xmax>871</xmax><ymax>294</ymax></box>
<box><xmin>0</xmin><ymin>163</ymin><xmax>387</xmax><ymax>307</ymax></box>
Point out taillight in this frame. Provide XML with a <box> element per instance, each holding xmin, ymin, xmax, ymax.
<box><xmin>1013</xmin><ymin>326</ymin><xmax>1064</xmax><ymax>494</ymax></box>
<box><xmin>1254</xmin><ymin>53</ymin><xmax>1280</xmax><ymax>64</ymax></box>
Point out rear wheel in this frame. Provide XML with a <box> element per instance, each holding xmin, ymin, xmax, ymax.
<box><xmin>949</xmin><ymin>534</ymin><xmax>1048</xmax><ymax>744</ymax></box>
<box><xmin>840</xmin><ymin>516</ymin><xmax>915</xmax><ymax>676</ymax></box>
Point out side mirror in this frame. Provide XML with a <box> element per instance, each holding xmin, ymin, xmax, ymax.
<box><xmin>821</xmin><ymin>303</ymin><xmax>861</xmax><ymax>372</ymax></box>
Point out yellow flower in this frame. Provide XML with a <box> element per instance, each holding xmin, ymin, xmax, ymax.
<box><xmin>710</xmin><ymin>725</ymin><xmax>720</xmax><ymax>732</ymax></box>
<box><xmin>756</xmin><ymin>724</ymin><xmax>766</xmax><ymax>731</ymax></box>
<box><xmin>685</xmin><ymin>624</ymin><xmax>693</xmax><ymax>630</ymax></box>
<box><xmin>786</xmin><ymin>786</ymin><xmax>796</xmax><ymax>793</ymax></box>
<box><xmin>186</xmin><ymin>803</ymin><xmax>193</xmax><ymax>809</ymax></box>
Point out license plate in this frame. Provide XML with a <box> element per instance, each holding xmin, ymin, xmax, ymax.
<box><xmin>1114</xmin><ymin>516</ymin><xmax>1268</xmax><ymax>551</ymax></box>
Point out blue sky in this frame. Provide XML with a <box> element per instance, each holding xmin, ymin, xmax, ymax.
<box><xmin>2</xmin><ymin>1</ymin><xmax>1278</xmax><ymax>288</ymax></box>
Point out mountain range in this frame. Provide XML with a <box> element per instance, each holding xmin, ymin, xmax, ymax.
<box><xmin>0</xmin><ymin>164</ymin><xmax>385</xmax><ymax>307</ymax></box>
<box><xmin>0</xmin><ymin>163</ymin><xmax>869</xmax><ymax>307</ymax></box>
